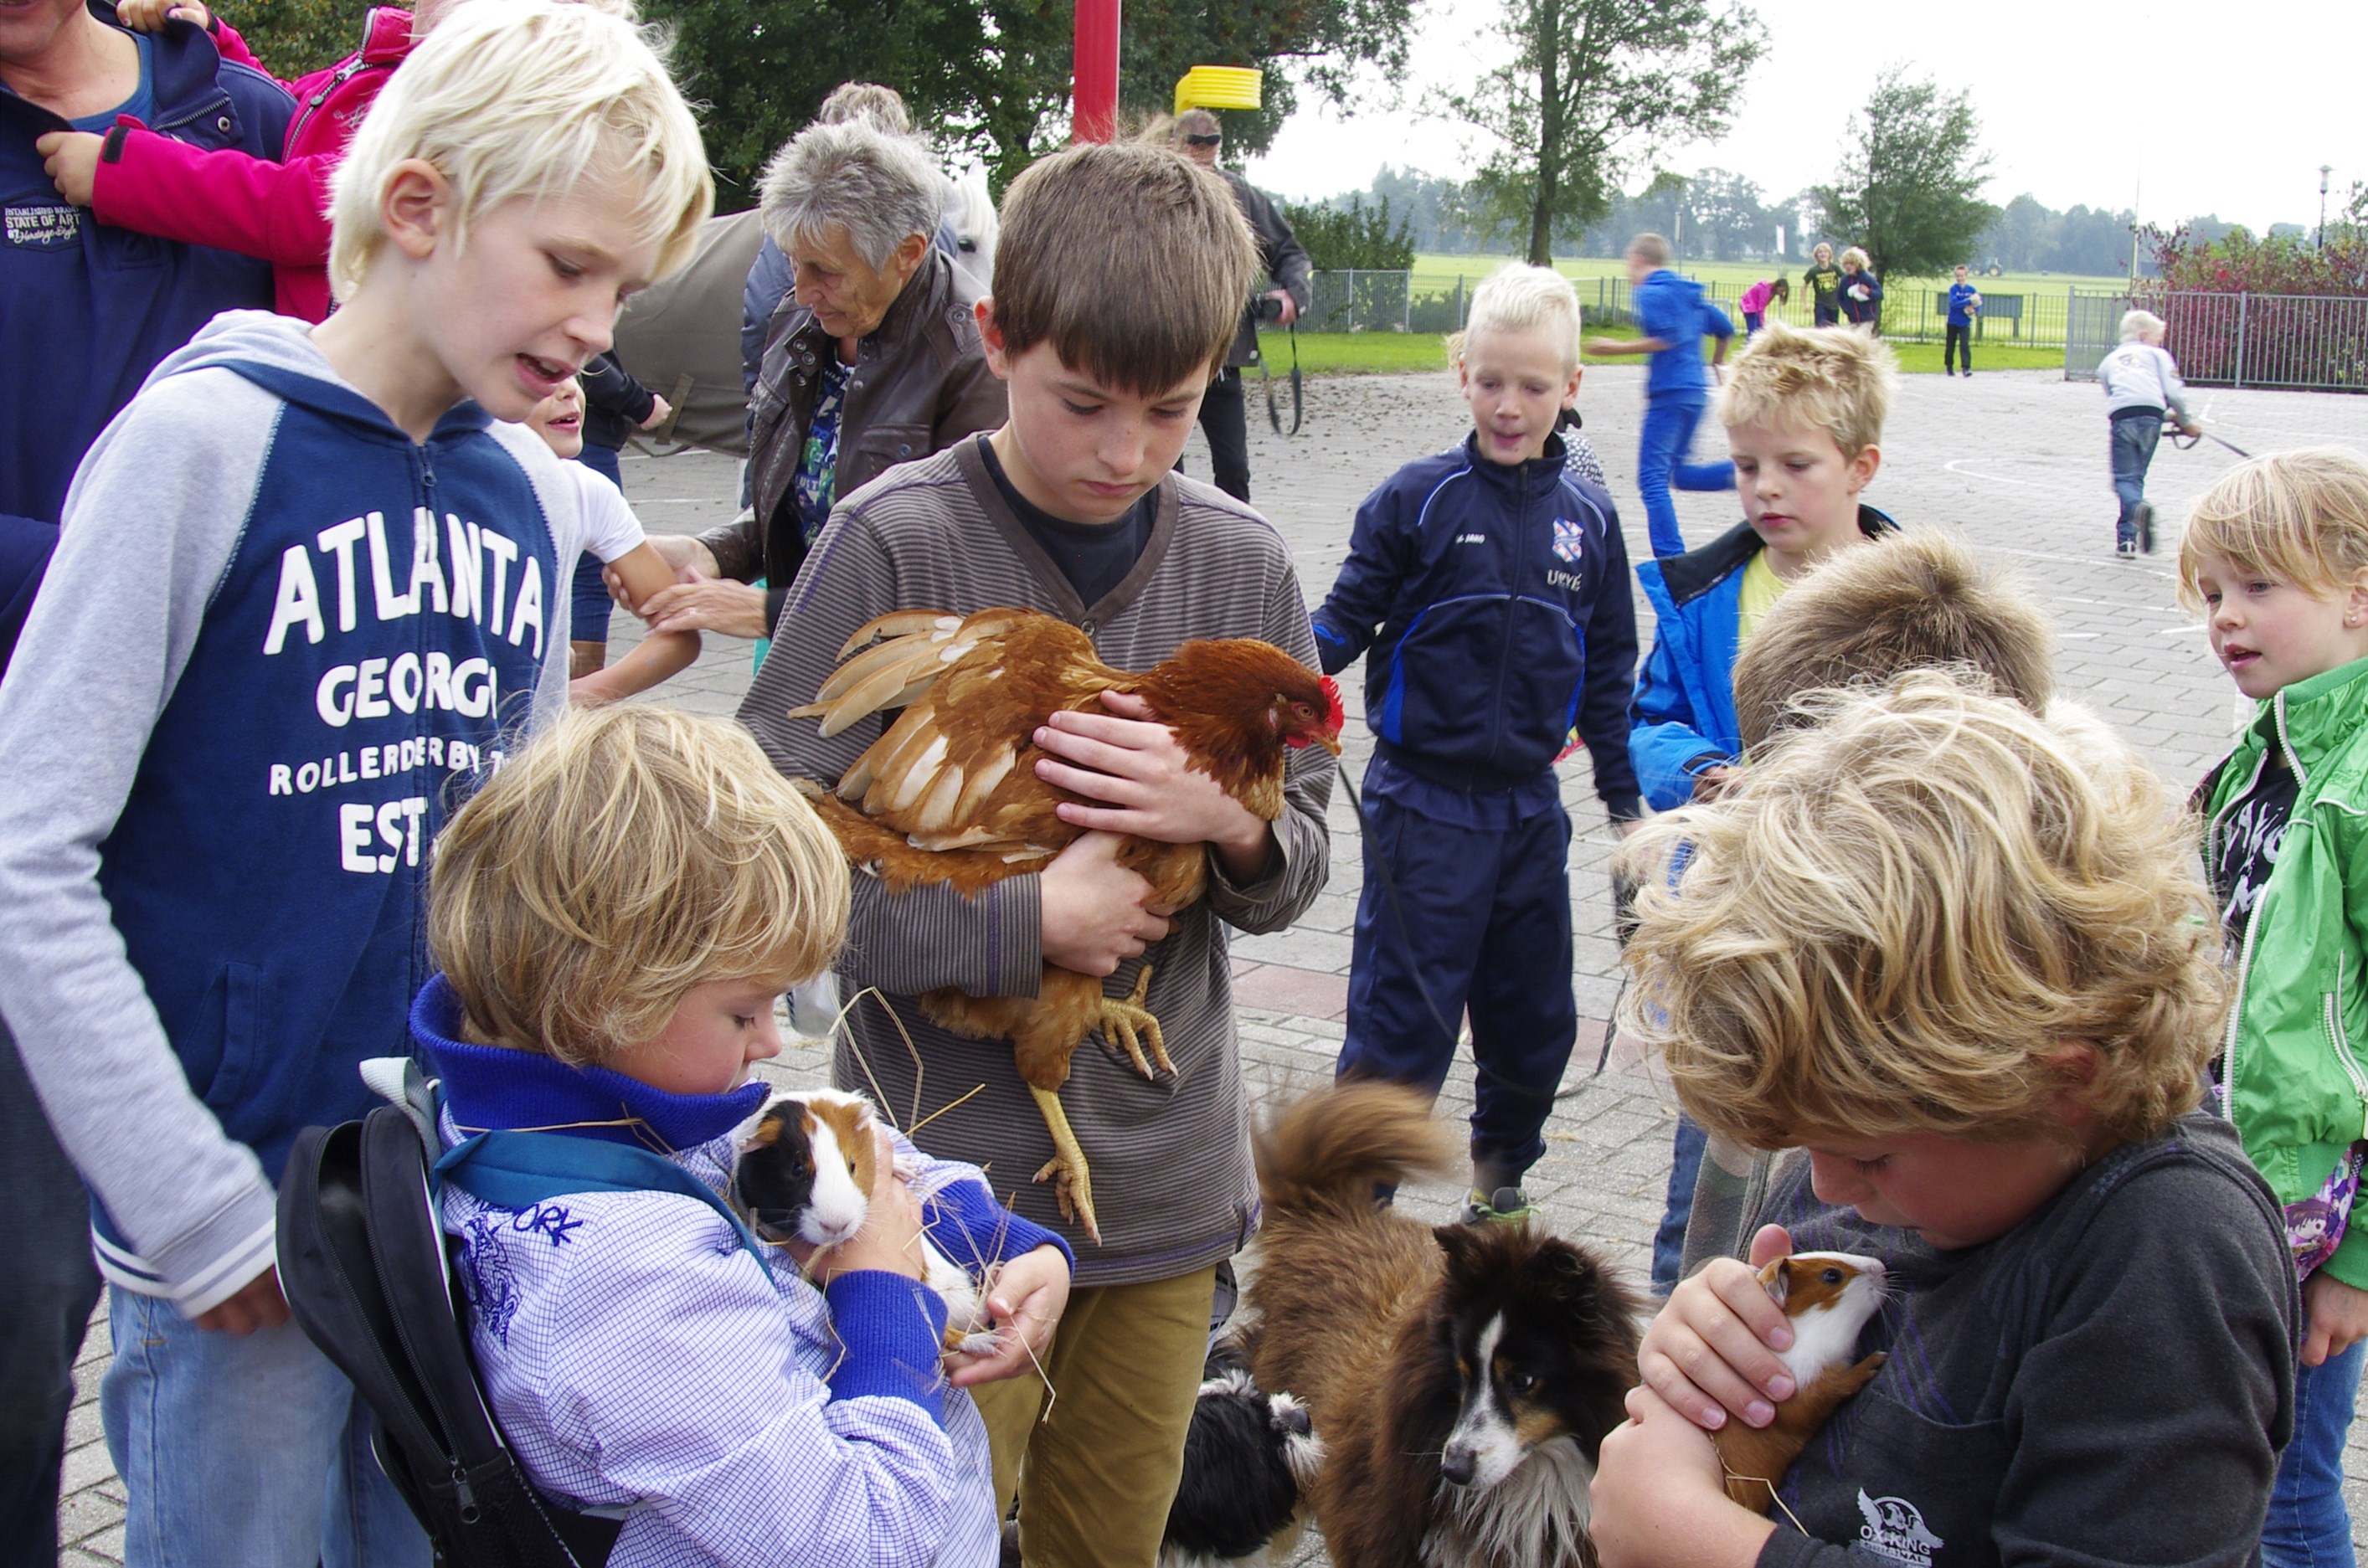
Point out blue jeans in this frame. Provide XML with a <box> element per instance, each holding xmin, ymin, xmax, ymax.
<box><xmin>1650</xmin><ymin>1114</ymin><xmax>1708</xmax><ymax>1297</ymax></box>
<box><xmin>0</xmin><ymin>1020</ymin><xmax>101</xmax><ymax>1568</ymax></box>
<box><xmin>2109</xmin><ymin>414</ymin><xmax>2162</xmax><ymax>548</ymax></box>
<box><xmin>103</xmin><ymin>1288</ymin><xmax>429</xmax><ymax>1568</ymax></box>
<box><xmin>2262</xmin><ymin>1336</ymin><xmax>2363</xmax><ymax>1568</ymax></box>
<box><xmin>1637</xmin><ymin>398</ymin><xmax>1736</xmax><ymax>559</ymax></box>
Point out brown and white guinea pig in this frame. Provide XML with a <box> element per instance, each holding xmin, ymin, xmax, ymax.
<box><xmin>1709</xmin><ymin>1251</ymin><xmax>1888</xmax><ymax>1515</ymax></box>
<box><xmin>730</xmin><ymin>1087</ymin><xmax>998</xmax><ymax>1358</ymax></box>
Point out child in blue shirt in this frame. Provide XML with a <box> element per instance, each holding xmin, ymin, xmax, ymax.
<box><xmin>1944</xmin><ymin>264</ymin><xmax>1982</xmax><ymax>376</ymax></box>
<box><xmin>419</xmin><ymin>702</ymin><xmax>1073</xmax><ymax>1566</ymax></box>
<box><xmin>1314</xmin><ymin>264</ymin><xmax>1640</xmax><ymax>1221</ymax></box>
<box><xmin>1586</xmin><ymin>232</ymin><xmax>1735</xmax><ymax>558</ymax></box>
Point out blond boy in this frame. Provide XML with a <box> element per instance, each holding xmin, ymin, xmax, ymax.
<box><xmin>1314</xmin><ymin>263</ymin><xmax>1638</xmax><ymax>1222</ymax></box>
<box><xmin>1627</xmin><ymin>321</ymin><xmax>1898</xmax><ymax>1293</ymax></box>
<box><xmin>739</xmin><ymin>141</ymin><xmax>1334</xmax><ymax>1567</ymax></box>
<box><xmin>1595</xmin><ymin>673</ymin><xmax>2293</xmax><ymax>1568</ymax></box>
<box><xmin>418</xmin><ymin>705</ymin><xmax>1071</xmax><ymax>1565</ymax></box>
<box><xmin>0</xmin><ymin>5</ymin><xmax>706</xmax><ymax>1561</ymax></box>
<box><xmin>2183</xmin><ymin>451</ymin><xmax>2368</xmax><ymax>1566</ymax></box>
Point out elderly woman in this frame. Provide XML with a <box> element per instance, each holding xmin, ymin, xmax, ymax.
<box><xmin>641</xmin><ymin>121</ymin><xmax>1005</xmax><ymax>640</ymax></box>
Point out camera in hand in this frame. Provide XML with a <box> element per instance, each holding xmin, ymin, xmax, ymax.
<box><xmin>1252</xmin><ymin>294</ymin><xmax>1287</xmax><ymax>322</ymax></box>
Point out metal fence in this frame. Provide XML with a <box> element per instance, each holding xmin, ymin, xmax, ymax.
<box><xmin>2061</xmin><ymin>287</ymin><xmax>2368</xmax><ymax>392</ymax></box>
<box><xmin>1398</xmin><ymin>270</ymin><xmax>2074</xmax><ymax>346</ymax></box>
<box><xmin>1299</xmin><ymin>269</ymin><xmax>1413</xmax><ymax>332</ymax></box>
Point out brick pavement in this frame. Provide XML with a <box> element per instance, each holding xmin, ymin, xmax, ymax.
<box><xmin>58</xmin><ymin>364</ymin><xmax>2368</xmax><ymax>1561</ymax></box>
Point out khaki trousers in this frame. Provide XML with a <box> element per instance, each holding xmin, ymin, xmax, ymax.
<box><xmin>970</xmin><ymin>1264</ymin><xmax>1217</xmax><ymax>1567</ymax></box>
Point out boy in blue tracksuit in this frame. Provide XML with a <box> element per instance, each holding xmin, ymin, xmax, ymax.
<box><xmin>1314</xmin><ymin>265</ymin><xmax>1640</xmax><ymax>1222</ymax></box>
<box><xmin>1944</xmin><ymin>263</ymin><xmax>1982</xmax><ymax>375</ymax></box>
<box><xmin>1627</xmin><ymin>321</ymin><xmax>1899</xmax><ymax>1293</ymax></box>
<box><xmin>0</xmin><ymin>8</ymin><xmax>708</xmax><ymax>1563</ymax></box>
<box><xmin>1586</xmin><ymin>232</ymin><xmax>1734</xmax><ymax>559</ymax></box>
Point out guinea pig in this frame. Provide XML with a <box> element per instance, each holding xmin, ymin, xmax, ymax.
<box><xmin>1709</xmin><ymin>1250</ymin><xmax>1887</xmax><ymax>1515</ymax></box>
<box><xmin>731</xmin><ymin>1087</ymin><xmax>998</xmax><ymax>1357</ymax></box>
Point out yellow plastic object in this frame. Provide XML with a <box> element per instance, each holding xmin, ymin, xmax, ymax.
<box><xmin>1174</xmin><ymin>66</ymin><xmax>1262</xmax><ymax>115</ymax></box>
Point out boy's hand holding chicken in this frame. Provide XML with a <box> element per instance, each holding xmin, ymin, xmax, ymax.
<box><xmin>1036</xmin><ymin>689</ymin><xmax>1279</xmax><ymax>879</ymax></box>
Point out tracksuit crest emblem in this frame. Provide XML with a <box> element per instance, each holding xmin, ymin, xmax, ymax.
<box><xmin>1551</xmin><ymin>517</ymin><xmax>1586</xmax><ymax>564</ymax></box>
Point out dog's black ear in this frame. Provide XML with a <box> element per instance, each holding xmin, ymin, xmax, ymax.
<box><xmin>1433</xmin><ymin>1223</ymin><xmax>1483</xmax><ymax>1271</ymax></box>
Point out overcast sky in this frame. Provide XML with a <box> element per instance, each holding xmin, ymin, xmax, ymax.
<box><xmin>1239</xmin><ymin>0</ymin><xmax>2363</xmax><ymax>235</ymax></box>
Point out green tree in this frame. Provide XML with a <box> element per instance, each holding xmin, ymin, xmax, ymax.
<box><xmin>219</xmin><ymin>0</ymin><xmax>369</xmax><ymax>80</ymax></box>
<box><xmin>1444</xmin><ymin>0</ymin><xmax>1765</xmax><ymax>267</ymax></box>
<box><xmin>1814</xmin><ymin>68</ymin><xmax>1998</xmax><ymax>281</ymax></box>
<box><xmin>1279</xmin><ymin>194</ymin><xmax>1414</xmax><ymax>270</ymax></box>
<box><xmin>1119</xmin><ymin>0</ymin><xmax>1416</xmax><ymax>162</ymax></box>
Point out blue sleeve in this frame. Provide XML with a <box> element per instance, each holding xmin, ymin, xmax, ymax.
<box><xmin>1634</xmin><ymin>283</ymin><xmax>1679</xmax><ymax>341</ymax></box>
<box><xmin>1311</xmin><ymin>479</ymin><xmax>1413</xmax><ymax>677</ymax></box>
<box><xmin>579</xmin><ymin>352</ymin><xmax>655</xmax><ymax>424</ymax></box>
<box><xmin>921</xmin><ymin>1169</ymin><xmax>1075</xmax><ymax>1277</ymax></box>
<box><xmin>1704</xmin><ymin>301</ymin><xmax>1734</xmax><ymax>342</ymax></box>
<box><xmin>1865</xmin><ymin>273</ymin><xmax>1883</xmax><ymax>305</ymax></box>
<box><xmin>821</xmin><ymin>1272</ymin><xmax>950</xmax><ymax>1421</ymax></box>
<box><xmin>743</xmin><ymin>235</ymin><xmax>794</xmax><ymax>396</ymax></box>
<box><xmin>1578</xmin><ymin>505</ymin><xmax>1641</xmax><ymax>820</ymax></box>
<box><xmin>1629</xmin><ymin>630</ymin><xmax>1733</xmax><ymax>813</ymax></box>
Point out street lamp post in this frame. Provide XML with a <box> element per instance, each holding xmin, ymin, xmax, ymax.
<box><xmin>2321</xmin><ymin>164</ymin><xmax>2334</xmax><ymax>251</ymax></box>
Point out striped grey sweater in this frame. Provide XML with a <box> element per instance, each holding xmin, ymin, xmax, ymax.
<box><xmin>739</xmin><ymin>439</ymin><xmax>1334</xmax><ymax>1286</ymax></box>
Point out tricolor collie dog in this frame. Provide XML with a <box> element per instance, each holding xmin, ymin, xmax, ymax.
<box><xmin>1245</xmin><ymin>1083</ymin><xmax>1641</xmax><ymax>1568</ymax></box>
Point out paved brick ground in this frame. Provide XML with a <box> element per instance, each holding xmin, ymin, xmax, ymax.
<box><xmin>58</xmin><ymin>363</ymin><xmax>2368</xmax><ymax>1562</ymax></box>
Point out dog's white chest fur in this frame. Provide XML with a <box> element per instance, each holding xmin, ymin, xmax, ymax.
<box><xmin>1421</xmin><ymin>1436</ymin><xmax>1594</xmax><ymax>1568</ymax></box>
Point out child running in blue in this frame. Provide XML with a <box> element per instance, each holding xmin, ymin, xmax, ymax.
<box><xmin>1586</xmin><ymin>232</ymin><xmax>1734</xmax><ymax>558</ymax></box>
<box><xmin>1314</xmin><ymin>263</ymin><xmax>1640</xmax><ymax>1222</ymax></box>
<box><xmin>417</xmin><ymin>702</ymin><xmax>1071</xmax><ymax>1565</ymax></box>
<box><xmin>2184</xmin><ymin>450</ymin><xmax>2368</xmax><ymax>1568</ymax></box>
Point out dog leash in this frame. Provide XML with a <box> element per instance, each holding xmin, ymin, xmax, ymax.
<box><xmin>2168</xmin><ymin>424</ymin><xmax>2251</xmax><ymax>458</ymax></box>
<box><xmin>1336</xmin><ymin>768</ymin><xmax>1605</xmax><ymax>1103</ymax></box>
<box><xmin>1263</xmin><ymin>323</ymin><xmax>1303</xmax><ymax>437</ymax></box>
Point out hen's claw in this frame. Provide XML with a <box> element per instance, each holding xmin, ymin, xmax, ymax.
<box><xmin>1093</xmin><ymin>964</ymin><xmax>1174</xmax><ymax>1083</ymax></box>
<box><xmin>1027</xmin><ymin>1084</ymin><xmax>1102</xmax><ymax>1244</ymax></box>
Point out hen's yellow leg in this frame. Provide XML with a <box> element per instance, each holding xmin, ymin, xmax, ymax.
<box><xmin>1027</xmin><ymin>1084</ymin><xmax>1101</xmax><ymax>1244</ymax></box>
<box><xmin>1098</xmin><ymin>964</ymin><xmax>1176</xmax><ymax>1082</ymax></box>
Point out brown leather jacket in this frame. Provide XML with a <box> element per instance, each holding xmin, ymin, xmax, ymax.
<box><xmin>701</xmin><ymin>249</ymin><xmax>1005</xmax><ymax>629</ymax></box>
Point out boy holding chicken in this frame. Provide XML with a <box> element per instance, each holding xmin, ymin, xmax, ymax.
<box><xmin>739</xmin><ymin>141</ymin><xmax>1334</xmax><ymax>1568</ymax></box>
<box><xmin>1312</xmin><ymin>262</ymin><xmax>1641</xmax><ymax>1226</ymax></box>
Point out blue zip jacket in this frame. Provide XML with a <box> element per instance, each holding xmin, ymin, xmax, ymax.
<box><xmin>1312</xmin><ymin>433</ymin><xmax>1640</xmax><ymax>817</ymax></box>
<box><xmin>1629</xmin><ymin>507</ymin><xmax>1897</xmax><ymax>810</ymax></box>
<box><xmin>1947</xmin><ymin>281</ymin><xmax>1979</xmax><ymax>327</ymax></box>
<box><xmin>1634</xmin><ymin>268</ymin><xmax>1732</xmax><ymax>404</ymax></box>
<box><xmin>2</xmin><ymin>3</ymin><xmax>290</xmax><ymax>525</ymax></box>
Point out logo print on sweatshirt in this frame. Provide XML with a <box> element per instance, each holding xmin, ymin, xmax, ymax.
<box><xmin>1551</xmin><ymin>516</ymin><xmax>1587</xmax><ymax>565</ymax></box>
<box><xmin>4</xmin><ymin>203</ymin><xmax>80</xmax><ymax>249</ymax></box>
<box><xmin>1856</xmin><ymin>1490</ymin><xmax>1943</xmax><ymax>1566</ymax></box>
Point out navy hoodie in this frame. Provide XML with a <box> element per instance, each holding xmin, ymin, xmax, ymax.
<box><xmin>0</xmin><ymin>312</ymin><xmax>643</xmax><ymax>1312</ymax></box>
<box><xmin>1312</xmin><ymin>433</ymin><xmax>1640</xmax><ymax>818</ymax></box>
<box><xmin>2</xmin><ymin>2</ymin><xmax>291</xmax><ymax>526</ymax></box>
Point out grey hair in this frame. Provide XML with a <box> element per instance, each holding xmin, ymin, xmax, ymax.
<box><xmin>816</xmin><ymin>81</ymin><xmax>911</xmax><ymax>136</ymax></box>
<box><xmin>760</xmin><ymin>121</ymin><xmax>943</xmax><ymax>270</ymax></box>
<box><xmin>2120</xmin><ymin>309</ymin><xmax>2165</xmax><ymax>342</ymax></box>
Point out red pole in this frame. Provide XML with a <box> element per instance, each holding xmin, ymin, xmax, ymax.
<box><xmin>1072</xmin><ymin>0</ymin><xmax>1120</xmax><ymax>143</ymax></box>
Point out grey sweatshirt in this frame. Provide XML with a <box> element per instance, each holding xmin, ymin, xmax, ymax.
<box><xmin>0</xmin><ymin>312</ymin><xmax>613</xmax><ymax>1313</ymax></box>
<box><xmin>739</xmin><ymin>438</ymin><xmax>1333</xmax><ymax>1287</ymax></box>
<box><xmin>2098</xmin><ymin>341</ymin><xmax>2193</xmax><ymax>419</ymax></box>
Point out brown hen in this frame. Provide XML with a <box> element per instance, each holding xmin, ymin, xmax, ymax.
<box><xmin>787</xmin><ymin>607</ymin><xmax>1345</xmax><ymax>1241</ymax></box>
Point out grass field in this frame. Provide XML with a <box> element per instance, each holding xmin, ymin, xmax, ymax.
<box><xmin>1408</xmin><ymin>253</ymin><xmax>2128</xmax><ymax>298</ymax></box>
<box><xmin>1257</xmin><ymin>327</ymin><xmax>2067</xmax><ymax>377</ymax></box>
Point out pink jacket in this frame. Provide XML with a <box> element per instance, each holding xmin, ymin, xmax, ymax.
<box><xmin>89</xmin><ymin>8</ymin><xmax>414</xmax><ymax>322</ymax></box>
<box><xmin>1737</xmin><ymin>279</ymin><xmax>1775</xmax><ymax>316</ymax></box>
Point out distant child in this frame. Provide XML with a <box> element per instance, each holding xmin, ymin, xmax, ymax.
<box><xmin>739</xmin><ymin>141</ymin><xmax>1333</xmax><ymax>1568</ymax></box>
<box><xmin>1943</xmin><ymin>264</ymin><xmax>1982</xmax><ymax>375</ymax></box>
<box><xmin>2100</xmin><ymin>308</ymin><xmax>2201</xmax><ymax>557</ymax></box>
<box><xmin>1676</xmin><ymin>531</ymin><xmax>2059</xmax><ymax>1286</ymax></box>
<box><xmin>0</xmin><ymin>6</ymin><xmax>707</xmax><ymax>1561</ymax></box>
<box><xmin>2183</xmin><ymin>450</ymin><xmax>2368</xmax><ymax>1568</ymax></box>
<box><xmin>1628</xmin><ymin>321</ymin><xmax>1898</xmax><ymax>1293</ymax></box>
<box><xmin>523</xmin><ymin>365</ymin><xmax>677</xmax><ymax>681</ymax></box>
<box><xmin>1314</xmin><ymin>263</ymin><xmax>1640</xmax><ymax>1224</ymax></box>
<box><xmin>1587</xmin><ymin>232</ymin><xmax>1736</xmax><ymax>558</ymax></box>
<box><xmin>1737</xmin><ymin>275</ymin><xmax>1789</xmax><ymax>335</ymax></box>
<box><xmin>1593</xmin><ymin>673</ymin><xmax>2295</xmax><ymax>1568</ymax></box>
<box><xmin>1837</xmin><ymin>245</ymin><xmax>1882</xmax><ymax>330</ymax></box>
<box><xmin>1803</xmin><ymin>243</ymin><xmax>1842</xmax><ymax>326</ymax></box>
<box><xmin>419</xmin><ymin>703</ymin><xmax>1073</xmax><ymax>1565</ymax></box>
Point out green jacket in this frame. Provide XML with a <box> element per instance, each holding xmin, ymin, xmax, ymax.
<box><xmin>2204</xmin><ymin>655</ymin><xmax>2368</xmax><ymax>1290</ymax></box>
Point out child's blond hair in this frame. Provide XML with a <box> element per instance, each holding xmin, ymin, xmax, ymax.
<box><xmin>1839</xmin><ymin>246</ymin><xmax>1870</xmax><ymax>270</ymax></box>
<box><xmin>2177</xmin><ymin>449</ymin><xmax>2368</xmax><ymax>610</ymax></box>
<box><xmin>990</xmin><ymin>141</ymin><xmax>1257</xmax><ymax>398</ymax></box>
<box><xmin>1446</xmin><ymin>263</ymin><xmax>1582</xmax><ymax>374</ymax></box>
<box><xmin>328</xmin><ymin>0</ymin><xmax>712</xmax><ymax>301</ymax></box>
<box><xmin>1732</xmin><ymin>531</ymin><xmax>2056</xmax><ymax>753</ymax></box>
<box><xmin>1619</xmin><ymin>671</ymin><xmax>2223</xmax><ymax>1151</ymax></box>
<box><xmin>1717</xmin><ymin>320</ymin><xmax>1896</xmax><ymax>459</ymax></box>
<box><xmin>427</xmin><ymin>705</ymin><xmax>849</xmax><ymax>1067</ymax></box>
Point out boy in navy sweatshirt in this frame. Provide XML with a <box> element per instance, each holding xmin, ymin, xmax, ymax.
<box><xmin>1313</xmin><ymin>263</ymin><xmax>1640</xmax><ymax>1222</ymax></box>
<box><xmin>0</xmin><ymin>6</ymin><xmax>706</xmax><ymax>1563</ymax></box>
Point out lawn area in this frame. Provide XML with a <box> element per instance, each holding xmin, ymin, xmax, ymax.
<box><xmin>1410</xmin><ymin>252</ymin><xmax>2126</xmax><ymax>298</ymax></box>
<box><xmin>1259</xmin><ymin>326</ymin><xmax>2064</xmax><ymax>376</ymax></box>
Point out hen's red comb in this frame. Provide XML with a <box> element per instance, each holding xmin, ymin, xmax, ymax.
<box><xmin>1320</xmin><ymin>675</ymin><xmax>1346</xmax><ymax>734</ymax></box>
